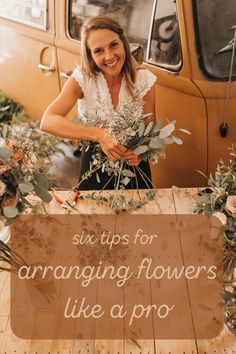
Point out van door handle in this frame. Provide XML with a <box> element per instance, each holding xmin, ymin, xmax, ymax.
<box><xmin>60</xmin><ymin>71</ymin><xmax>71</xmax><ymax>79</ymax></box>
<box><xmin>38</xmin><ymin>64</ymin><xmax>55</xmax><ymax>72</ymax></box>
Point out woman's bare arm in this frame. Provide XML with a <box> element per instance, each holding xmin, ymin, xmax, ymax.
<box><xmin>40</xmin><ymin>77</ymin><xmax>98</xmax><ymax>140</ymax></box>
<box><xmin>40</xmin><ymin>77</ymin><xmax>127</xmax><ymax>160</ymax></box>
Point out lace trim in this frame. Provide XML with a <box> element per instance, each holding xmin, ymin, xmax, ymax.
<box><xmin>136</xmin><ymin>69</ymin><xmax>157</xmax><ymax>98</ymax></box>
<box><xmin>71</xmin><ymin>67</ymin><xmax>86</xmax><ymax>95</ymax></box>
<box><xmin>95</xmin><ymin>73</ymin><xmax>125</xmax><ymax>111</ymax></box>
<box><xmin>94</xmin><ymin>76</ymin><xmax>102</xmax><ymax>106</ymax></box>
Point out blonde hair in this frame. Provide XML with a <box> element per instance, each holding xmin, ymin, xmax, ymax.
<box><xmin>80</xmin><ymin>16</ymin><xmax>138</xmax><ymax>95</ymax></box>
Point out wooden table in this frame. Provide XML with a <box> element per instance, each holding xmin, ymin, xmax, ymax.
<box><xmin>0</xmin><ymin>188</ymin><xmax>235</xmax><ymax>354</ymax></box>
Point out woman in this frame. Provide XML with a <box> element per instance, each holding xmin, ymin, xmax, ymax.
<box><xmin>41</xmin><ymin>16</ymin><xmax>157</xmax><ymax>190</ymax></box>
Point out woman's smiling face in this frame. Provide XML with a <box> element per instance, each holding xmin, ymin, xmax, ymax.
<box><xmin>87</xmin><ymin>29</ymin><xmax>126</xmax><ymax>80</ymax></box>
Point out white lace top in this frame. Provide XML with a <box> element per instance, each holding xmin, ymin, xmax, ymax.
<box><xmin>71</xmin><ymin>66</ymin><xmax>157</xmax><ymax>125</ymax></box>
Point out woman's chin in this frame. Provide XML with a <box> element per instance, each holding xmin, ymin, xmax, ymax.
<box><xmin>103</xmin><ymin>67</ymin><xmax>122</xmax><ymax>79</ymax></box>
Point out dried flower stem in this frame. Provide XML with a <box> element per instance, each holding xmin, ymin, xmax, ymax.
<box><xmin>110</xmin><ymin>158</ymin><xmax>124</xmax><ymax>210</ymax></box>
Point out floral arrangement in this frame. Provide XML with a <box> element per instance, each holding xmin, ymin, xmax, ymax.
<box><xmin>195</xmin><ymin>145</ymin><xmax>236</xmax><ymax>333</ymax></box>
<box><xmin>0</xmin><ymin>89</ymin><xmax>22</xmax><ymax>124</ymax></box>
<box><xmin>0</xmin><ymin>138</ymin><xmax>52</xmax><ymax>223</ymax></box>
<box><xmin>0</xmin><ymin>90</ymin><xmax>71</xmax><ymax>169</ymax></box>
<box><xmin>75</xmin><ymin>97</ymin><xmax>190</xmax><ymax>211</ymax></box>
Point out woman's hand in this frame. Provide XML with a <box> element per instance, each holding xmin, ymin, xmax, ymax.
<box><xmin>96</xmin><ymin>129</ymin><xmax>140</xmax><ymax>165</ymax></box>
<box><xmin>97</xmin><ymin>129</ymin><xmax>127</xmax><ymax>161</ymax></box>
<box><xmin>123</xmin><ymin>150</ymin><xmax>140</xmax><ymax>166</ymax></box>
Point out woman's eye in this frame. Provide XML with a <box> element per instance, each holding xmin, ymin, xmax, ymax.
<box><xmin>111</xmin><ymin>42</ymin><xmax>118</xmax><ymax>48</ymax></box>
<box><xmin>94</xmin><ymin>48</ymin><xmax>102</xmax><ymax>54</ymax></box>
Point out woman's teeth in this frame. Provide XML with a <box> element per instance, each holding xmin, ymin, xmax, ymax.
<box><xmin>106</xmin><ymin>59</ymin><xmax>118</xmax><ymax>67</ymax></box>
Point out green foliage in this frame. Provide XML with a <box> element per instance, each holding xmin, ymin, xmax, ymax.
<box><xmin>0</xmin><ymin>91</ymin><xmax>71</xmax><ymax>167</ymax></box>
<box><xmin>195</xmin><ymin>145</ymin><xmax>236</xmax><ymax>332</ymax></box>
<box><xmin>0</xmin><ymin>90</ymin><xmax>22</xmax><ymax>124</ymax></box>
<box><xmin>74</xmin><ymin>93</ymin><xmax>190</xmax><ymax>211</ymax></box>
<box><xmin>0</xmin><ymin>139</ymin><xmax>52</xmax><ymax>223</ymax></box>
<box><xmin>3</xmin><ymin>206</ymin><xmax>18</xmax><ymax>218</ymax></box>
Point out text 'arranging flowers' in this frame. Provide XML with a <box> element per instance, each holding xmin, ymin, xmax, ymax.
<box><xmin>10</xmin><ymin>214</ymin><xmax>223</xmax><ymax>340</ymax></box>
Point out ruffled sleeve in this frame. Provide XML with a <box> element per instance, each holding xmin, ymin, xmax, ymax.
<box><xmin>71</xmin><ymin>66</ymin><xmax>88</xmax><ymax>96</ymax></box>
<box><xmin>135</xmin><ymin>68</ymin><xmax>157</xmax><ymax>98</ymax></box>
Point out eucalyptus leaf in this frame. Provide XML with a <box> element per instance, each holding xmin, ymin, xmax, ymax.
<box><xmin>92</xmin><ymin>159</ymin><xmax>98</xmax><ymax>165</ymax></box>
<box><xmin>15</xmin><ymin>187</ymin><xmax>20</xmax><ymax>202</ymax></box>
<box><xmin>3</xmin><ymin>206</ymin><xmax>18</xmax><ymax>218</ymax></box>
<box><xmin>197</xmin><ymin>194</ymin><xmax>211</xmax><ymax>204</ymax></box>
<box><xmin>0</xmin><ymin>147</ymin><xmax>12</xmax><ymax>162</ymax></box>
<box><xmin>34</xmin><ymin>184</ymin><xmax>52</xmax><ymax>203</ymax></box>
<box><xmin>163</xmin><ymin>137</ymin><xmax>174</xmax><ymax>145</ymax></box>
<box><xmin>179</xmin><ymin>128</ymin><xmax>191</xmax><ymax>135</ymax></box>
<box><xmin>122</xmin><ymin>169</ymin><xmax>135</xmax><ymax>177</ymax></box>
<box><xmin>143</xmin><ymin>112</ymin><xmax>152</xmax><ymax>120</ymax></box>
<box><xmin>2</xmin><ymin>124</ymin><xmax>8</xmax><ymax>139</ymax></box>
<box><xmin>122</xmin><ymin>176</ymin><xmax>130</xmax><ymax>186</ymax></box>
<box><xmin>159</xmin><ymin>123</ymin><xmax>175</xmax><ymax>138</ymax></box>
<box><xmin>146</xmin><ymin>190</ymin><xmax>157</xmax><ymax>200</ymax></box>
<box><xmin>149</xmin><ymin>138</ymin><xmax>163</xmax><ymax>149</ymax></box>
<box><xmin>154</xmin><ymin>120</ymin><xmax>161</xmax><ymax>131</ymax></box>
<box><xmin>172</xmin><ymin>136</ymin><xmax>183</xmax><ymax>145</ymax></box>
<box><xmin>0</xmin><ymin>105</ymin><xmax>10</xmax><ymax>112</ymax></box>
<box><xmin>138</xmin><ymin>122</ymin><xmax>145</xmax><ymax>137</ymax></box>
<box><xmin>34</xmin><ymin>174</ymin><xmax>49</xmax><ymax>189</ymax></box>
<box><xmin>19</xmin><ymin>181</ymin><xmax>34</xmax><ymax>194</ymax></box>
<box><xmin>133</xmin><ymin>145</ymin><xmax>148</xmax><ymax>155</ymax></box>
<box><xmin>144</xmin><ymin>122</ymin><xmax>153</xmax><ymax>136</ymax></box>
<box><xmin>96</xmin><ymin>173</ymin><xmax>100</xmax><ymax>183</ymax></box>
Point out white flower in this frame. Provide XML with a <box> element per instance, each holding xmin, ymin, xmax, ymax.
<box><xmin>0</xmin><ymin>180</ymin><xmax>6</xmax><ymax>197</ymax></box>
<box><xmin>150</xmin><ymin>155</ymin><xmax>158</xmax><ymax>164</ymax></box>
<box><xmin>30</xmin><ymin>153</ymin><xmax>37</xmax><ymax>164</ymax></box>
<box><xmin>225</xmin><ymin>196</ymin><xmax>236</xmax><ymax>218</ymax></box>
<box><xmin>213</xmin><ymin>211</ymin><xmax>227</xmax><ymax>225</ymax></box>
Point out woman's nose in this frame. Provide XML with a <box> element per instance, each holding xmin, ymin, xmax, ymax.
<box><xmin>104</xmin><ymin>49</ymin><xmax>113</xmax><ymax>61</ymax></box>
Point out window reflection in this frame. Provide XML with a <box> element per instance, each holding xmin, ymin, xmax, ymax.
<box><xmin>0</xmin><ymin>0</ymin><xmax>47</xmax><ymax>30</ymax></box>
<box><xmin>69</xmin><ymin>0</ymin><xmax>182</xmax><ymax>71</ymax></box>
<box><xmin>148</xmin><ymin>0</ymin><xmax>182</xmax><ymax>70</ymax></box>
<box><xmin>69</xmin><ymin>0</ymin><xmax>154</xmax><ymax>59</ymax></box>
<box><xmin>194</xmin><ymin>0</ymin><xmax>236</xmax><ymax>79</ymax></box>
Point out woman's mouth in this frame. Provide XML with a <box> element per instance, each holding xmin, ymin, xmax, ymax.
<box><xmin>105</xmin><ymin>59</ymin><xmax>118</xmax><ymax>67</ymax></box>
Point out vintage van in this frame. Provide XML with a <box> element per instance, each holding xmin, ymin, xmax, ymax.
<box><xmin>0</xmin><ymin>0</ymin><xmax>235</xmax><ymax>188</ymax></box>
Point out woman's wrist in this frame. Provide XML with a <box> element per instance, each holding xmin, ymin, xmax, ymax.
<box><xmin>94</xmin><ymin>127</ymin><xmax>104</xmax><ymax>143</ymax></box>
<box><xmin>74</xmin><ymin>125</ymin><xmax>104</xmax><ymax>143</ymax></box>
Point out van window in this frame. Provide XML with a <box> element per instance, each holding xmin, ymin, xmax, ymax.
<box><xmin>69</xmin><ymin>0</ymin><xmax>155</xmax><ymax>57</ymax></box>
<box><xmin>194</xmin><ymin>0</ymin><xmax>236</xmax><ymax>79</ymax></box>
<box><xmin>0</xmin><ymin>0</ymin><xmax>47</xmax><ymax>30</ymax></box>
<box><xmin>147</xmin><ymin>0</ymin><xmax>182</xmax><ymax>70</ymax></box>
<box><xmin>69</xmin><ymin>0</ymin><xmax>182</xmax><ymax>70</ymax></box>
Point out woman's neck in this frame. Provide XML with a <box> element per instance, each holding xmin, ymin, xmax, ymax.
<box><xmin>103</xmin><ymin>72</ymin><xmax>122</xmax><ymax>86</ymax></box>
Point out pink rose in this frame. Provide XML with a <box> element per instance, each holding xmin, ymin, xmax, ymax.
<box><xmin>225</xmin><ymin>196</ymin><xmax>236</xmax><ymax>217</ymax></box>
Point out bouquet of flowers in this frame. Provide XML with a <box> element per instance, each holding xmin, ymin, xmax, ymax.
<box><xmin>195</xmin><ymin>145</ymin><xmax>236</xmax><ymax>334</ymax></box>
<box><xmin>0</xmin><ymin>138</ymin><xmax>52</xmax><ymax>222</ymax></box>
<box><xmin>75</xmin><ymin>97</ymin><xmax>190</xmax><ymax>211</ymax></box>
<box><xmin>0</xmin><ymin>90</ymin><xmax>73</xmax><ymax>185</ymax></box>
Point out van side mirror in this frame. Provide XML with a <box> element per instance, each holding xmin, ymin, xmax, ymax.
<box><xmin>130</xmin><ymin>44</ymin><xmax>144</xmax><ymax>64</ymax></box>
